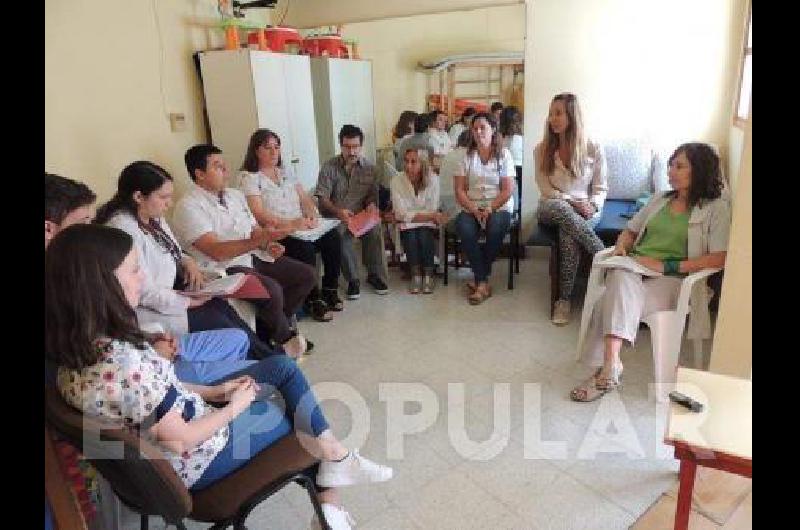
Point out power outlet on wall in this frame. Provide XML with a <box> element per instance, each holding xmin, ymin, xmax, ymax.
<box><xmin>169</xmin><ymin>113</ymin><xmax>187</xmax><ymax>132</ymax></box>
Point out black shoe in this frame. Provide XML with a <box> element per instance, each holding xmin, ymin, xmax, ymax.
<box><xmin>346</xmin><ymin>280</ymin><xmax>361</xmax><ymax>300</ymax></box>
<box><xmin>367</xmin><ymin>274</ymin><xmax>389</xmax><ymax>295</ymax></box>
<box><xmin>322</xmin><ymin>288</ymin><xmax>344</xmax><ymax>311</ymax></box>
<box><xmin>307</xmin><ymin>298</ymin><xmax>333</xmax><ymax>322</ymax></box>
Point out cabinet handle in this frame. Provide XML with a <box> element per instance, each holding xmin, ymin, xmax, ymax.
<box><xmin>291</xmin><ymin>157</ymin><xmax>300</xmax><ymax>163</ymax></box>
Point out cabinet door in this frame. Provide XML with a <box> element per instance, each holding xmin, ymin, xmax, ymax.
<box><xmin>326</xmin><ymin>58</ymin><xmax>377</xmax><ymax>165</ymax></box>
<box><xmin>199</xmin><ymin>50</ymin><xmax>259</xmax><ymax>178</ymax></box>
<box><xmin>251</xmin><ymin>53</ymin><xmax>320</xmax><ymax>191</ymax></box>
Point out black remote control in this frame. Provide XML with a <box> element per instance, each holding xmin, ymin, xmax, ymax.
<box><xmin>668</xmin><ymin>391</ymin><xmax>704</xmax><ymax>412</ymax></box>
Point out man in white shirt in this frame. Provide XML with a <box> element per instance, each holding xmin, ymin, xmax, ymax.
<box><xmin>173</xmin><ymin>144</ymin><xmax>316</xmax><ymax>358</ymax></box>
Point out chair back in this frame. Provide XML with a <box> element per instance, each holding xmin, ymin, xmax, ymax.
<box><xmin>44</xmin><ymin>385</ymin><xmax>192</xmax><ymax>523</ymax></box>
<box><xmin>513</xmin><ymin>166</ymin><xmax>523</xmax><ymax>221</ymax></box>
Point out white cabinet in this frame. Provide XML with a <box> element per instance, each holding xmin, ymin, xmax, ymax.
<box><xmin>310</xmin><ymin>57</ymin><xmax>377</xmax><ymax>165</ymax></box>
<box><xmin>198</xmin><ymin>50</ymin><xmax>321</xmax><ymax>190</ymax></box>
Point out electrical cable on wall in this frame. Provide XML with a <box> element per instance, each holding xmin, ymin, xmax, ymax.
<box><xmin>151</xmin><ymin>0</ymin><xmax>170</xmax><ymax>119</ymax></box>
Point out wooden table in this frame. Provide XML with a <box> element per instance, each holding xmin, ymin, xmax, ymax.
<box><xmin>664</xmin><ymin>367</ymin><xmax>752</xmax><ymax>530</ymax></box>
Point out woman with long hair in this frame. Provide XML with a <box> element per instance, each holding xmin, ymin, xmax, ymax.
<box><xmin>453</xmin><ymin>112</ymin><xmax>516</xmax><ymax>305</ymax></box>
<box><xmin>239</xmin><ymin>129</ymin><xmax>342</xmax><ymax>321</ymax></box>
<box><xmin>571</xmin><ymin>143</ymin><xmax>730</xmax><ymax>402</ymax></box>
<box><xmin>45</xmin><ymin>224</ymin><xmax>392</xmax><ymax>529</ymax></box>
<box><xmin>95</xmin><ymin>161</ymin><xmax>287</xmax><ymax>362</ymax></box>
<box><xmin>535</xmin><ymin>93</ymin><xmax>608</xmax><ymax>325</ymax></box>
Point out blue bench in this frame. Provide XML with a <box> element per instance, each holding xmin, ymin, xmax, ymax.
<box><xmin>527</xmin><ymin>198</ymin><xmax>638</xmax><ymax>316</ymax></box>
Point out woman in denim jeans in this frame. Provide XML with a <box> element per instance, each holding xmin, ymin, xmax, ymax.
<box><xmin>453</xmin><ymin>112</ymin><xmax>516</xmax><ymax>305</ymax></box>
<box><xmin>45</xmin><ymin>224</ymin><xmax>392</xmax><ymax>530</ymax></box>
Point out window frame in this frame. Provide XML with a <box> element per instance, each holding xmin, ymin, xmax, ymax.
<box><xmin>733</xmin><ymin>4</ymin><xmax>752</xmax><ymax>128</ymax></box>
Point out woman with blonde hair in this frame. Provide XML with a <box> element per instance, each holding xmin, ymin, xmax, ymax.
<box><xmin>535</xmin><ymin>93</ymin><xmax>607</xmax><ymax>325</ymax></box>
<box><xmin>390</xmin><ymin>148</ymin><xmax>446</xmax><ymax>293</ymax></box>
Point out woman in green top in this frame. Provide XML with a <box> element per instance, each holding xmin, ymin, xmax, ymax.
<box><xmin>571</xmin><ymin>143</ymin><xmax>730</xmax><ymax>402</ymax></box>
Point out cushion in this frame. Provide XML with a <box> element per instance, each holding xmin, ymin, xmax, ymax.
<box><xmin>595</xmin><ymin>199</ymin><xmax>637</xmax><ymax>245</ymax></box>
<box><xmin>602</xmin><ymin>139</ymin><xmax>654</xmax><ymax>200</ymax></box>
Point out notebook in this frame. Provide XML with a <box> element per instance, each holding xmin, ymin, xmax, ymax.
<box><xmin>290</xmin><ymin>218</ymin><xmax>341</xmax><ymax>242</ymax></box>
<box><xmin>182</xmin><ymin>273</ymin><xmax>271</xmax><ymax>299</ymax></box>
<box><xmin>595</xmin><ymin>255</ymin><xmax>663</xmax><ymax>277</ymax></box>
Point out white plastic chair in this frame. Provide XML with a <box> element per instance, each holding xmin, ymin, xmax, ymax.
<box><xmin>576</xmin><ymin>247</ymin><xmax>720</xmax><ymax>402</ymax></box>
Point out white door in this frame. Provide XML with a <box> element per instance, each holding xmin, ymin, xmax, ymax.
<box><xmin>251</xmin><ymin>52</ymin><xmax>320</xmax><ymax>191</ymax></box>
<box><xmin>282</xmin><ymin>55</ymin><xmax>321</xmax><ymax>191</ymax></box>
<box><xmin>327</xmin><ymin>58</ymin><xmax>377</xmax><ymax>164</ymax></box>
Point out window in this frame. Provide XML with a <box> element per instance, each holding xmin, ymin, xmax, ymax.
<box><xmin>734</xmin><ymin>8</ymin><xmax>751</xmax><ymax>126</ymax></box>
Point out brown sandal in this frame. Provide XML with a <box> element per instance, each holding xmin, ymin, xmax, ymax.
<box><xmin>468</xmin><ymin>284</ymin><xmax>491</xmax><ymax>305</ymax></box>
<box><xmin>570</xmin><ymin>366</ymin><xmax>623</xmax><ymax>402</ymax></box>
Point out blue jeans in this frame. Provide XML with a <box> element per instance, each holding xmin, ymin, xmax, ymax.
<box><xmin>191</xmin><ymin>355</ymin><xmax>331</xmax><ymax>491</ymax></box>
<box><xmin>173</xmin><ymin>329</ymin><xmax>255</xmax><ymax>385</ymax></box>
<box><xmin>455</xmin><ymin>210</ymin><xmax>512</xmax><ymax>283</ymax></box>
<box><xmin>400</xmin><ymin>227</ymin><xmax>436</xmax><ymax>270</ymax></box>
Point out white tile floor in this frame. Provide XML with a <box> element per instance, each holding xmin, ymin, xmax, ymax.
<box><xmin>130</xmin><ymin>250</ymin><xmax>705</xmax><ymax>529</ymax></box>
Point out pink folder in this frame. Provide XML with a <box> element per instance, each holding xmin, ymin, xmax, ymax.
<box><xmin>347</xmin><ymin>209</ymin><xmax>381</xmax><ymax>237</ymax></box>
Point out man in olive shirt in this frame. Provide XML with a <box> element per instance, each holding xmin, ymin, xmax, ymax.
<box><xmin>315</xmin><ymin>125</ymin><xmax>389</xmax><ymax>299</ymax></box>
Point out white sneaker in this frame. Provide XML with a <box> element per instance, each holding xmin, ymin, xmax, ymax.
<box><xmin>552</xmin><ymin>299</ymin><xmax>571</xmax><ymax>326</ymax></box>
<box><xmin>310</xmin><ymin>503</ymin><xmax>356</xmax><ymax>530</ymax></box>
<box><xmin>316</xmin><ymin>450</ymin><xmax>393</xmax><ymax>488</ymax></box>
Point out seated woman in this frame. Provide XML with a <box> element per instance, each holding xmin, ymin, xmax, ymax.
<box><xmin>390</xmin><ymin>148</ymin><xmax>446</xmax><ymax>294</ymax></box>
<box><xmin>45</xmin><ymin>224</ymin><xmax>393</xmax><ymax>530</ymax></box>
<box><xmin>95</xmin><ymin>161</ymin><xmax>289</xmax><ymax>360</ymax></box>
<box><xmin>535</xmin><ymin>93</ymin><xmax>608</xmax><ymax>326</ymax></box>
<box><xmin>453</xmin><ymin>112</ymin><xmax>516</xmax><ymax>305</ymax></box>
<box><xmin>571</xmin><ymin>143</ymin><xmax>730</xmax><ymax>402</ymax></box>
<box><xmin>239</xmin><ymin>129</ymin><xmax>342</xmax><ymax>321</ymax></box>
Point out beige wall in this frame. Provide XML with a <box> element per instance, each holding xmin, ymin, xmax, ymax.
<box><xmin>710</xmin><ymin>107</ymin><xmax>751</xmax><ymax>379</ymax></box>
<box><xmin>521</xmin><ymin>0</ymin><xmax>748</xmax><ymax>237</ymax></box>
<box><xmin>45</xmin><ymin>0</ymin><xmax>269</xmax><ymax>203</ymax></box>
<box><xmin>333</xmin><ymin>4</ymin><xmax>525</xmax><ymax>148</ymax></box>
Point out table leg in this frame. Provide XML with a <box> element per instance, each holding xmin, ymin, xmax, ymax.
<box><xmin>674</xmin><ymin>458</ymin><xmax>697</xmax><ymax>530</ymax></box>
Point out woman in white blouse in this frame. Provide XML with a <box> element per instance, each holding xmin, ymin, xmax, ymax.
<box><xmin>239</xmin><ymin>129</ymin><xmax>341</xmax><ymax>321</ymax></box>
<box><xmin>46</xmin><ymin>223</ymin><xmax>393</xmax><ymax>529</ymax></box>
<box><xmin>454</xmin><ymin>112</ymin><xmax>516</xmax><ymax>305</ymax></box>
<box><xmin>95</xmin><ymin>161</ymin><xmax>284</xmax><ymax>360</ymax></box>
<box><xmin>535</xmin><ymin>93</ymin><xmax>608</xmax><ymax>325</ymax></box>
<box><xmin>390</xmin><ymin>148</ymin><xmax>446</xmax><ymax>294</ymax></box>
